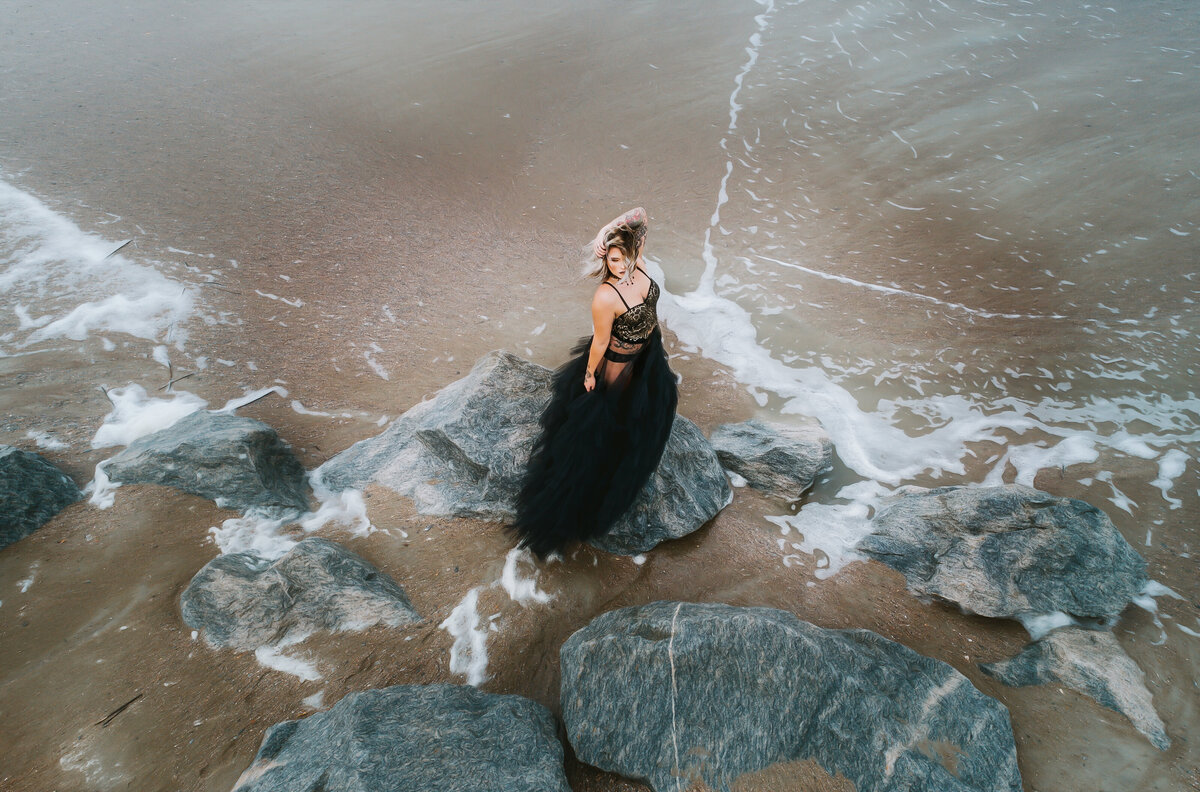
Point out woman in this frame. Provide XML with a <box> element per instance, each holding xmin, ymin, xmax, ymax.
<box><xmin>513</xmin><ymin>208</ymin><xmax>678</xmax><ymax>558</ymax></box>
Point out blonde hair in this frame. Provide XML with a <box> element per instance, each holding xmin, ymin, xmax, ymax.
<box><xmin>585</xmin><ymin>221</ymin><xmax>645</xmax><ymax>283</ymax></box>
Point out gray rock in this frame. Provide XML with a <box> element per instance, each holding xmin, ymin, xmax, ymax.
<box><xmin>591</xmin><ymin>417</ymin><xmax>731</xmax><ymax>555</ymax></box>
<box><xmin>980</xmin><ymin>628</ymin><xmax>1169</xmax><ymax>750</ymax></box>
<box><xmin>103</xmin><ymin>411</ymin><xmax>309</xmax><ymax>513</ymax></box>
<box><xmin>181</xmin><ymin>537</ymin><xmax>418</xmax><ymax>649</ymax></box>
<box><xmin>232</xmin><ymin>683</ymin><xmax>570</xmax><ymax>792</ymax></box>
<box><xmin>0</xmin><ymin>445</ymin><xmax>82</xmax><ymax>549</ymax></box>
<box><xmin>561</xmin><ymin>601</ymin><xmax>1021</xmax><ymax>792</ymax></box>
<box><xmin>858</xmin><ymin>485</ymin><xmax>1146</xmax><ymax>621</ymax></box>
<box><xmin>318</xmin><ymin>351</ymin><xmax>730</xmax><ymax>555</ymax></box>
<box><xmin>710</xmin><ymin>418</ymin><xmax>832</xmax><ymax>500</ymax></box>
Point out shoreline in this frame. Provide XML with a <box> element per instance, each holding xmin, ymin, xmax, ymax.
<box><xmin>2</xmin><ymin>0</ymin><xmax>1198</xmax><ymax>788</ymax></box>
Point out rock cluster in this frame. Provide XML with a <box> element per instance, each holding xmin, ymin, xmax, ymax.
<box><xmin>859</xmin><ymin>484</ymin><xmax>1168</xmax><ymax>749</ymax></box>
<box><xmin>980</xmin><ymin>628</ymin><xmax>1169</xmax><ymax>750</ymax></box>
<box><xmin>318</xmin><ymin>351</ymin><xmax>729</xmax><ymax>554</ymax></box>
<box><xmin>858</xmin><ymin>484</ymin><xmax>1147</xmax><ymax>621</ymax></box>
<box><xmin>102</xmin><ymin>411</ymin><xmax>310</xmax><ymax>513</ymax></box>
<box><xmin>560</xmin><ymin>601</ymin><xmax>1022</xmax><ymax>792</ymax></box>
<box><xmin>0</xmin><ymin>445</ymin><xmax>81</xmax><ymax>549</ymax></box>
<box><xmin>181</xmin><ymin>537</ymin><xmax>419</xmax><ymax>649</ymax></box>
<box><xmin>232</xmin><ymin>684</ymin><xmax>570</xmax><ymax>792</ymax></box>
<box><xmin>710</xmin><ymin>418</ymin><xmax>832</xmax><ymax>500</ymax></box>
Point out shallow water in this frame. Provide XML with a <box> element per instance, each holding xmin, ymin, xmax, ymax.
<box><xmin>1</xmin><ymin>0</ymin><xmax>1197</xmax><ymax>789</ymax></box>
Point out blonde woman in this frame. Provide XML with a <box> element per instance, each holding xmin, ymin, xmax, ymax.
<box><xmin>513</xmin><ymin>208</ymin><xmax>677</xmax><ymax>557</ymax></box>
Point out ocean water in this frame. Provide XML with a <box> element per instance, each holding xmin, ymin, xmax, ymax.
<box><xmin>0</xmin><ymin>0</ymin><xmax>1196</xmax><ymax>786</ymax></box>
<box><xmin>651</xmin><ymin>0</ymin><xmax>1198</xmax><ymax>587</ymax></box>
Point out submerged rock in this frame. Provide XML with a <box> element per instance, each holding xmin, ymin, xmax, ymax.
<box><xmin>561</xmin><ymin>601</ymin><xmax>1021</xmax><ymax>792</ymax></box>
<box><xmin>319</xmin><ymin>351</ymin><xmax>729</xmax><ymax>555</ymax></box>
<box><xmin>858</xmin><ymin>485</ymin><xmax>1147</xmax><ymax>621</ymax></box>
<box><xmin>0</xmin><ymin>445</ymin><xmax>82</xmax><ymax>549</ymax></box>
<box><xmin>181</xmin><ymin>537</ymin><xmax>418</xmax><ymax>649</ymax></box>
<box><xmin>709</xmin><ymin>418</ymin><xmax>832</xmax><ymax>500</ymax></box>
<box><xmin>980</xmin><ymin>628</ymin><xmax>1169</xmax><ymax>750</ymax></box>
<box><xmin>102</xmin><ymin>411</ymin><xmax>309</xmax><ymax>513</ymax></box>
<box><xmin>232</xmin><ymin>684</ymin><xmax>570</xmax><ymax>792</ymax></box>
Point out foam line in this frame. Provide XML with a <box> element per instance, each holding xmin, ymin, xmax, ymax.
<box><xmin>755</xmin><ymin>255</ymin><xmax>1068</xmax><ymax>320</ymax></box>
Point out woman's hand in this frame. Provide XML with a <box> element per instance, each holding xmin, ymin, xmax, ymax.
<box><xmin>592</xmin><ymin>233</ymin><xmax>607</xmax><ymax>260</ymax></box>
<box><xmin>583</xmin><ymin>370</ymin><xmax>596</xmax><ymax>392</ymax></box>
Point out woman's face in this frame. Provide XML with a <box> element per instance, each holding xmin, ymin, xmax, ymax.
<box><xmin>606</xmin><ymin>247</ymin><xmax>628</xmax><ymax>279</ymax></box>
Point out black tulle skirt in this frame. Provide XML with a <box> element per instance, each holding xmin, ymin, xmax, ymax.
<box><xmin>513</xmin><ymin>327</ymin><xmax>678</xmax><ymax>558</ymax></box>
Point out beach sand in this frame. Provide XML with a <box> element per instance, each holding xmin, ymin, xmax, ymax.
<box><xmin>2</xmin><ymin>1</ymin><xmax>1197</xmax><ymax>790</ymax></box>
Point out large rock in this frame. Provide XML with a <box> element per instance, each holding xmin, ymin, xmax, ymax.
<box><xmin>0</xmin><ymin>445</ymin><xmax>82</xmax><ymax>549</ymax></box>
<box><xmin>182</xmin><ymin>537</ymin><xmax>418</xmax><ymax>649</ymax></box>
<box><xmin>232</xmin><ymin>684</ymin><xmax>570</xmax><ymax>792</ymax></box>
<box><xmin>980</xmin><ymin>628</ymin><xmax>1168</xmax><ymax>750</ymax></box>
<box><xmin>319</xmin><ymin>351</ymin><xmax>730</xmax><ymax>554</ymax></box>
<box><xmin>858</xmin><ymin>485</ymin><xmax>1147</xmax><ymax>621</ymax></box>
<box><xmin>103</xmin><ymin>411</ymin><xmax>309</xmax><ymax>513</ymax></box>
<box><xmin>710</xmin><ymin>418</ymin><xmax>832</xmax><ymax>500</ymax></box>
<box><xmin>561</xmin><ymin>602</ymin><xmax>1021</xmax><ymax>792</ymax></box>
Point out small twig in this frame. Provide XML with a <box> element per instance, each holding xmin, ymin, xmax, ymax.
<box><xmin>196</xmin><ymin>282</ymin><xmax>243</xmax><ymax>295</ymax></box>
<box><xmin>104</xmin><ymin>239</ymin><xmax>134</xmax><ymax>259</ymax></box>
<box><xmin>97</xmin><ymin>385</ymin><xmax>114</xmax><ymax>406</ymax></box>
<box><xmin>159</xmin><ymin>372</ymin><xmax>195</xmax><ymax>391</ymax></box>
<box><xmin>96</xmin><ymin>693</ymin><xmax>142</xmax><ymax>727</ymax></box>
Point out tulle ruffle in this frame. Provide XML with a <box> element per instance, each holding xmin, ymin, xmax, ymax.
<box><xmin>512</xmin><ymin>327</ymin><xmax>677</xmax><ymax>557</ymax></box>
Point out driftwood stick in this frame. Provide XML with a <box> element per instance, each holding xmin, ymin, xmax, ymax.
<box><xmin>96</xmin><ymin>693</ymin><xmax>143</xmax><ymax>727</ymax></box>
<box><xmin>104</xmin><ymin>239</ymin><xmax>134</xmax><ymax>259</ymax></box>
<box><xmin>159</xmin><ymin>371</ymin><xmax>196</xmax><ymax>391</ymax></box>
<box><xmin>196</xmin><ymin>282</ymin><xmax>243</xmax><ymax>295</ymax></box>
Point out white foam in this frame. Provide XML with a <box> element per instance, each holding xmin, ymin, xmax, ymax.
<box><xmin>91</xmin><ymin>384</ymin><xmax>207</xmax><ymax>449</ymax></box>
<box><xmin>756</xmin><ymin>255</ymin><xmax>1065</xmax><ymax>320</ymax></box>
<box><xmin>498</xmin><ymin>548</ymin><xmax>553</xmax><ymax>605</ymax></box>
<box><xmin>440</xmin><ymin>587</ymin><xmax>489</xmax><ymax>686</ymax></box>
<box><xmin>209</xmin><ymin>510</ymin><xmax>296</xmax><ymax>559</ymax></box>
<box><xmin>983</xmin><ymin>435</ymin><xmax>1099</xmax><ymax>487</ymax></box>
<box><xmin>291</xmin><ymin>399</ymin><xmax>333</xmax><ymax>417</ymax></box>
<box><xmin>1177</xmin><ymin>623</ymin><xmax>1200</xmax><ymax>638</ymax></box>
<box><xmin>1142</xmin><ymin>580</ymin><xmax>1183</xmax><ymax>600</ymax></box>
<box><xmin>302</xmin><ymin>690</ymin><xmax>326</xmax><ymax>709</ymax></box>
<box><xmin>769</xmin><ymin>480</ymin><xmax>892</xmax><ymax>579</ymax></box>
<box><xmin>254</xmin><ymin>289</ymin><xmax>303</xmax><ymax>308</ymax></box>
<box><xmin>152</xmin><ymin>345</ymin><xmax>171</xmax><ymax>368</ymax></box>
<box><xmin>364</xmin><ymin>345</ymin><xmax>390</xmax><ymax>381</ymax></box>
<box><xmin>1</xmin><ymin>178</ymin><xmax>197</xmax><ymax>352</ymax></box>
<box><xmin>215</xmin><ymin>386</ymin><xmax>288</xmax><ymax>413</ymax></box>
<box><xmin>254</xmin><ymin>645</ymin><xmax>321</xmax><ymax>681</ymax></box>
<box><xmin>300</xmin><ymin>470</ymin><xmax>373</xmax><ymax>537</ymax></box>
<box><xmin>25</xmin><ymin>429</ymin><xmax>67</xmax><ymax>450</ymax></box>
<box><xmin>85</xmin><ymin>462</ymin><xmax>120</xmax><ymax>509</ymax></box>
<box><xmin>1018</xmin><ymin>611</ymin><xmax>1076</xmax><ymax>640</ymax></box>
<box><xmin>1151</xmin><ymin>449</ymin><xmax>1189</xmax><ymax>508</ymax></box>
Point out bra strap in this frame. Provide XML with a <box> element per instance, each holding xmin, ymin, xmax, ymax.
<box><xmin>606</xmin><ymin>282</ymin><xmax>631</xmax><ymax>309</ymax></box>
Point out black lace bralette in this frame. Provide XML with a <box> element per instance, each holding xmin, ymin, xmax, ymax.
<box><xmin>608</xmin><ymin>275</ymin><xmax>660</xmax><ymax>345</ymax></box>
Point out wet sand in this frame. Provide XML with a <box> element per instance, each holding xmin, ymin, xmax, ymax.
<box><xmin>2</xmin><ymin>1</ymin><xmax>1198</xmax><ymax>790</ymax></box>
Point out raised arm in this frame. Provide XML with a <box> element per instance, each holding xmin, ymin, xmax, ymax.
<box><xmin>592</xmin><ymin>207</ymin><xmax>648</xmax><ymax>258</ymax></box>
<box><xmin>584</xmin><ymin>288</ymin><xmax>618</xmax><ymax>392</ymax></box>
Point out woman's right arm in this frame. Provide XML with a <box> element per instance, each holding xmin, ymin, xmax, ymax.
<box><xmin>585</xmin><ymin>290</ymin><xmax>616</xmax><ymax>391</ymax></box>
